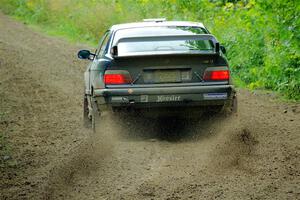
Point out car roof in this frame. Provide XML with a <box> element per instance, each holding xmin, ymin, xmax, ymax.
<box><xmin>110</xmin><ymin>21</ymin><xmax>206</xmax><ymax>31</ymax></box>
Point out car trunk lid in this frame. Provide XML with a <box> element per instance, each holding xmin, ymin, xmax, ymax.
<box><xmin>106</xmin><ymin>53</ymin><xmax>227</xmax><ymax>86</ymax></box>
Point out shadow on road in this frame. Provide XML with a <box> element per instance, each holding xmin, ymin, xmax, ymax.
<box><xmin>113</xmin><ymin>112</ymin><xmax>227</xmax><ymax>142</ymax></box>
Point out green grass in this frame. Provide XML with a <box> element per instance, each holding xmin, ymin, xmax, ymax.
<box><xmin>24</xmin><ymin>19</ymin><xmax>97</xmax><ymax>46</ymax></box>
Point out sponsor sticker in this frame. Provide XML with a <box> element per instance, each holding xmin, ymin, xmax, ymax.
<box><xmin>203</xmin><ymin>93</ymin><xmax>227</xmax><ymax>100</ymax></box>
<box><xmin>111</xmin><ymin>96</ymin><xmax>129</xmax><ymax>103</ymax></box>
<box><xmin>140</xmin><ymin>95</ymin><xmax>149</xmax><ymax>103</ymax></box>
<box><xmin>156</xmin><ymin>95</ymin><xmax>181</xmax><ymax>102</ymax></box>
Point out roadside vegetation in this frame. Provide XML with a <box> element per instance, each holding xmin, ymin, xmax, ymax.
<box><xmin>0</xmin><ymin>0</ymin><xmax>299</xmax><ymax>100</ymax></box>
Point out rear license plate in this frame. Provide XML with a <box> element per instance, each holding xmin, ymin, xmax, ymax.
<box><xmin>155</xmin><ymin>70</ymin><xmax>180</xmax><ymax>83</ymax></box>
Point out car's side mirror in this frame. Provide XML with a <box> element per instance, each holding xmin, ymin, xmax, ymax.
<box><xmin>220</xmin><ymin>45</ymin><xmax>226</xmax><ymax>54</ymax></box>
<box><xmin>77</xmin><ymin>50</ymin><xmax>95</xmax><ymax>60</ymax></box>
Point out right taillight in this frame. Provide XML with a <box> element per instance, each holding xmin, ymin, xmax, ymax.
<box><xmin>204</xmin><ymin>70</ymin><xmax>230</xmax><ymax>81</ymax></box>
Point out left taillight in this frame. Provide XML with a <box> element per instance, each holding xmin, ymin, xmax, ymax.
<box><xmin>104</xmin><ymin>70</ymin><xmax>132</xmax><ymax>84</ymax></box>
<box><xmin>203</xmin><ymin>69</ymin><xmax>230</xmax><ymax>81</ymax></box>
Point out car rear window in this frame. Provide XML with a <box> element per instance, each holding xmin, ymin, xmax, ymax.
<box><xmin>117</xmin><ymin>39</ymin><xmax>214</xmax><ymax>55</ymax></box>
<box><xmin>113</xmin><ymin>26</ymin><xmax>214</xmax><ymax>56</ymax></box>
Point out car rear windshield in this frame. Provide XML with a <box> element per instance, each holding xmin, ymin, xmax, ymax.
<box><xmin>113</xmin><ymin>26</ymin><xmax>215</xmax><ymax>56</ymax></box>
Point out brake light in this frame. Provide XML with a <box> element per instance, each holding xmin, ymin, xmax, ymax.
<box><xmin>104</xmin><ymin>74</ymin><xmax>132</xmax><ymax>84</ymax></box>
<box><xmin>204</xmin><ymin>70</ymin><xmax>230</xmax><ymax>81</ymax></box>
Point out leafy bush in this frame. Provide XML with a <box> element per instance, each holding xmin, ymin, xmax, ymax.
<box><xmin>0</xmin><ymin>0</ymin><xmax>299</xmax><ymax>100</ymax></box>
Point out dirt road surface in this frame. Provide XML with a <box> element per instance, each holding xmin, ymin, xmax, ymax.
<box><xmin>0</xmin><ymin>13</ymin><xmax>299</xmax><ymax>200</ymax></box>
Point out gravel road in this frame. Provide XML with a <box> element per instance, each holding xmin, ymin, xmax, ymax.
<box><xmin>0</xmin><ymin>13</ymin><xmax>299</xmax><ymax>200</ymax></box>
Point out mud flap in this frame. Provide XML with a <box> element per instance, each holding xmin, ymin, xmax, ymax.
<box><xmin>231</xmin><ymin>93</ymin><xmax>238</xmax><ymax>113</ymax></box>
<box><xmin>91</xmin><ymin>98</ymin><xmax>101</xmax><ymax>133</ymax></box>
<box><xmin>83</xmin><ymin>95</ymin><xmax>92</xmax><ymax>128</ymax></box>
<box><xmin>222</xmin><ymin>92</ymin><xmax>237</xmax><ymax>115</ymax></box>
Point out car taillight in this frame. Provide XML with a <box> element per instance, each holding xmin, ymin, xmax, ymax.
<box><xmin>204</xmin><ymin>70</ymin><xmax>230</xmax><ymax>81</ymax></box>
<box><xmin>104</xmin><ymin>74</ymin><xmax>132</xmax><ymax>84</ymax></box>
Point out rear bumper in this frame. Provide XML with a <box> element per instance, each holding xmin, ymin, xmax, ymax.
<box><xmin>94</xmin><ymin>84</ymin><xmax>235</xmax><ymax>108</ymax></box>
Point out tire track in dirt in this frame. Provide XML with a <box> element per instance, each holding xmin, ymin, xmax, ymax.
<box><xmin>0</xmin><ymin>12</ymin><xmax>299</xmax><ymax>200</ymax></box>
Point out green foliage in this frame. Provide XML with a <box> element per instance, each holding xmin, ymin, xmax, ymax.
<box><xmin>0</xmin><ymin>0</ymin><xmax>299</xmax><ymax>100</ymax></box>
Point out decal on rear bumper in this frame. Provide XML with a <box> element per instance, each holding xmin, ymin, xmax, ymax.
<box><xmin>156</xmin><ymin>95</ymin><xmax>181</xmax><ymax>102</ymax></box>
<box><xmin>140</xmin><ymin>95</ymin><xmax>149</xmax><ymax>102</ymax></box>
<box><xmin>203</xmin><ymin>93</ymin><xmax>227</xmax><ymax>100</ymax></box>
<box><xmin>109</xmin><ymin>93</ymin><xmax>229</xmax><ymax>104</ymax></box>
